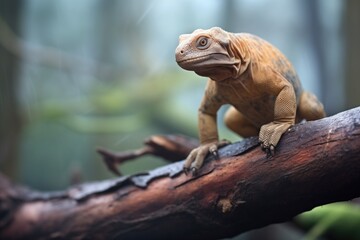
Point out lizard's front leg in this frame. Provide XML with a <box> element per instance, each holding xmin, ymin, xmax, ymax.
<box><xmin>259</xmin><ymin>84</ymin><xmax>296</xmax><ymax>156</ymax></box>
<box><xmin>184</xmin><ymin>105</ymin><xmax>230</xmax><ymax>175</ymax></box>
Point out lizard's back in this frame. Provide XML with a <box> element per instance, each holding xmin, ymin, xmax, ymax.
<box><xmin>234</xmin><ymin>33</ymin><xmax>303</xmax><ymax>101</ymax></box>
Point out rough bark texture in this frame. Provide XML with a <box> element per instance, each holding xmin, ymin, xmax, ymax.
<box><xmin>1</xmin><ymin>107</ymin><xmax>360</xmax><ymax>240</ymax></box>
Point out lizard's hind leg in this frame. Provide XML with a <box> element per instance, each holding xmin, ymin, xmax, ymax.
<box><xmin>224</xmin><ymin>106</ymin><xmax>259</xmax><ymax>137</ymax></box>
<box><xmin>297</xmin><ymin>91</ymin><xmax>326</xmax><ymax>122</ymax></box>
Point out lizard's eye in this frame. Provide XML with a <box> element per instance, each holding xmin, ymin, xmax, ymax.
<box><xmin>196</xmin><ymin>37</ymin><xmax>210</xmax><ymax>50</ymax></box>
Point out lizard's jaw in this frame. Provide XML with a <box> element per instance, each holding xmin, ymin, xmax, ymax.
<box><xmin>176</xmin><ymin>53</ymin><xmax>240</xmax><ymax>81</ymax></box>
<box><xmin>176</xmin><ymin>53</ymin><xmax>237</xmax><ymax>71</ymax></box>
<box><xmin>195</xmin><ymin>67</ymin><xmax>235</xmax><ymax>81</ymax></box>
<box><xmin>176</xmin><ymin>55</ymin><xmax>211</xmax><ymax>69</ymax></box>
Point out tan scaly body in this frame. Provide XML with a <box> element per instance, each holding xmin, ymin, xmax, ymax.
<box><xmin>175</xmin><ymin>27</ymin><xmax>325</xmax><ymax>174</ymax></box>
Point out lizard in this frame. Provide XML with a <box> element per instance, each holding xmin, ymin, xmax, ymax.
<box><xmin>175</xmin><ymin>27</ymin><xmax>326</xmax><ymax>175</ymax></box>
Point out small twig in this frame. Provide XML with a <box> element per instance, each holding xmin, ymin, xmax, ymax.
<box><xmin>97</xmin><ymin>147</ymin><xmax>153</xmax><ymax>175</ymax></box>
<box><xmin>97</xmin><ymin>134</ymin><xmax>199</xmax><ymax>175</ymax></box>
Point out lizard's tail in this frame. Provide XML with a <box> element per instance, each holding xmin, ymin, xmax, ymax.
<box><xmin>297</xmin><ymin>91</ymin><xmax>326</xmax><ymax>121</ymax></box>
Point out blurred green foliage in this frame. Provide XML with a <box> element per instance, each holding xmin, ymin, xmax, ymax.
<box><xmin>296</xmin><ymin>202</ymin><xmax>360</xmax><ymax>240</ymax></box>
<box><xmin>18</xmin><ymin>69</ymin><xmax>204</xmax><ymax>190</ymax></box>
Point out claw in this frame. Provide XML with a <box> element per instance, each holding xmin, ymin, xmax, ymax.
<box><xmin>265</xmin><ymin>148</ymin><xmax>271</xmax><ymax>158</ymax></box>
<box><xmin>269</xmin><ymin>145</ymin><xmax>275</xmax><ymax>156</ymax></box>
<box><xmin>260</xmin><ymin>141</ymin><xmax>275</xmax><ymax>157</ymax></box>
<box><xmin>211</xmin><ymin>149</ymin><xmax>219</xmax><ymax>160</ymax></box>
<box><xmin>264</xmin><ymin>145</ymin><xmax>275</xmax><ymax>158</ymax></box>
<box><xmin>191</xmin><ymin>167</ymin><xmax>198</xmax><ymax>176</ymax></box>
<box><xmin>183</xmin><ymin>167</ymin><xmax>190</xmax><ymax>175</ymax></box>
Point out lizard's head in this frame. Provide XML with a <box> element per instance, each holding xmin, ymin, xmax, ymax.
<box><xmin>175</xmin><ymin>27</ymin><xmax>242</xmax><ymax>81</ymax></box>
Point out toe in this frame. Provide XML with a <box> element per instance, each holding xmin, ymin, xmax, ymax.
<box><xmin>269</xmin><ymin>145</ymin><xmax>275</xmax><ymax>156</ymax></box>
<box><xmin>184</xmin><ymin>148</ymin><xmax>197</xmax><ymax>169</ymax></box>
<box><xmin>191</xmin><ymin>167</ymin><xmax>198</xmax><ymax>176</ymax></box>
<box><xmin>209</xmin><ymin>145</ymin><xmax>219</xmax><ymax>160</ymax></box>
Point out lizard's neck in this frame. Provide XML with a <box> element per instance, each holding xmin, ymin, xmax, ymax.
<box><xmin>227</xmin><ymin>34</ymin><xmax>251</xmax><ymax>79</ymax></box>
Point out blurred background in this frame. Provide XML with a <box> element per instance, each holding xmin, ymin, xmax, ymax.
<box><xmin>0</xmin><ymin>0</ymin><xmax>359</xmax><ymax>239</ymax></box>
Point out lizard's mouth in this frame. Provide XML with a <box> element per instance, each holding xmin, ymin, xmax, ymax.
<box><xmin>176</xmin><ymin>55</ymin><xmax>212</xmax><ymax>65</ymax></box>
<box><xmin>176</xmin><ymin>53</ymin><xmax>237</xmax><ymax>71</ymax></box>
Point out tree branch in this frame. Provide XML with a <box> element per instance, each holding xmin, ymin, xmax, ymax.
<box><xmin>1</xmin><ymin>107</ymin><xmax>360</xmax><ymax>240</ymax></box>
<box><xmin>97</xmin><ymin>134</ymin><xmax>198</xmax><ymax>175</ymax></box>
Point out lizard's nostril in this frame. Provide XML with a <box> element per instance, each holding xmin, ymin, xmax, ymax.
<box><xmin>180</xmin><ymin>50</ymin><xmax>184</xmax><ymax>54</ymax></box>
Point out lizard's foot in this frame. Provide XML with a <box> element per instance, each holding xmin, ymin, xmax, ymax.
<box><xmin>183</xmin><ymin>139</ymin><xmax>230</xmax><ymax>176</ymax></box>
<box><xmin>259</xmin><ymin>122</ymin><xmax>292</xmax><ymax>156</ymax></box>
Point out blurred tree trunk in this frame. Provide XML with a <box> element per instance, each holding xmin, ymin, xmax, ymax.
<box><xmin>0</xmin><ymin>0</ymin><xmax>24</xmax><ymax>178</ymax></box>
<box><xmin>303</xmin><ymin>0</ymin><xmax>327</xmax><ymax>106</ymax></box>
<box><xmin>344</xmin><ymin>0</ymin><xmax>360</xmax><ymax>108</ymax></box>
<box><xmin>95</xmin><ymin>1</ymin><xmax>148</xmax><ymax>80</ymax></box>
<box><xmin>222</xmin><ymin>0</ymin><xmax>237</xmax><ymax>31</ymax></box>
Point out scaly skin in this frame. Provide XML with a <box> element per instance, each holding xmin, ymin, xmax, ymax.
<box><xmin>175</xmin><ymin>27</ymin><xmax>325</xmax><ymax>175</ymax></box>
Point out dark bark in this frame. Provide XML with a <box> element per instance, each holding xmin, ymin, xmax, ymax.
<box><xmin>0</xmin><ymin>107</ymin><xmax>360</xmax><ymax>240</ymax></box>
